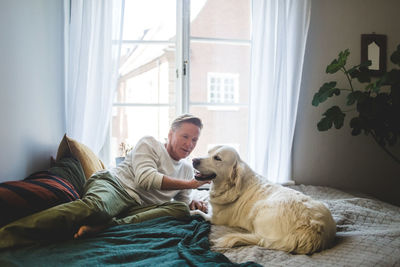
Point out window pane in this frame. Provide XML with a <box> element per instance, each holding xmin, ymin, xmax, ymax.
<box><xmin>189</xmin><ymin>42</ymin><xmax>250</xmax><ymax>104</ymax></box>
<box><xmin>117</xmin><ymin>44</ymin><xmax>176</xmax><ymax>104</ymax></box>
<box><xmin>189</xmin><ymin>106</ymin><xmax>249</xmax><ymax>161</ymax></box>
<box><xmin>190</xmin><ymin>0</ymin><xmax>251</xmax><ymax>40</ymax></box>
<box><xmin>189</xmin><ymin>0</ymin><xmax>251</xmax><ymax>161</ymax></box>
<box><xmin>112</xmin><ymin>0</ymin><xmax>177</xmax><ymax>162</ymax></box>
<box><xmin>123</xmin><ymin>0</ymin><xmax>176</xmax><ymax>41</ymax></box>
<box><xmin>111</xmin><ymin>106</ymin><xmax>176</xmax><ymax>161</ymax></box>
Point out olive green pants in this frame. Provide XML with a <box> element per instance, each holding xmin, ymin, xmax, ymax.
<box><xmin>0</xmin><ymin>171</ymin><xmax>190</xmax><ymax>250</ymax></box>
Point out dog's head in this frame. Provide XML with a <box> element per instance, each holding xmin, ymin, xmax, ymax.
<box><xmin>192</xmin><ymin>145</ymin><xmax>242</xmax><ymax>186</ymax></box>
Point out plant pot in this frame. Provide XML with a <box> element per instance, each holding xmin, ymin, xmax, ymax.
<box><xmin>115</xmin><ymin>157</ymin><xmax>125</xmax><ymax>166</ymax></box>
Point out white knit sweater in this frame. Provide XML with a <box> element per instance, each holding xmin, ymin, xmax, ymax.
<box><xmin>110</xmin><ymin>136</ymin><xmax>193</xmax><ymax>205</ymax></box>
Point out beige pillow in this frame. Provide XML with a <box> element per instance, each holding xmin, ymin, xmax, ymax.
<box><xmin>56</xmin><ymin>134</ymin><xmax>105</xmax><ymax>179</ymax></box>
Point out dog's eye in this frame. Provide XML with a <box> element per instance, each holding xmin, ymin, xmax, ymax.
<box><xmin>213</xmin><ymin>155</ymin><xmax>222</xmax><ymax>161</ymax></box>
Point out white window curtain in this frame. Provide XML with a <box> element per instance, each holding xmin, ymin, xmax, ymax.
<box><xmin>63</xmin><ymin>0</ymin><xmax>124</xmax><ymax>164</ymax></box>
<box><xmin>248</xmin><ymin>0</ymin><xmax>311</xmax><ymax>183</ymax></box>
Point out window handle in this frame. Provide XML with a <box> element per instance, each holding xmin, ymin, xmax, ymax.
<box><xmin>183</xmin><ymin>60</ymin><xmax>188</xmax><ymax>76</ymax></box>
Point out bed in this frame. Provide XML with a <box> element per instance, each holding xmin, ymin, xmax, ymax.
<box><xmin>0</xmin><ymin>135</ymin><xmax>399</xmax><ymax>266</ymax></box>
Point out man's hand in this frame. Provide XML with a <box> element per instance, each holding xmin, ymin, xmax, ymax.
<box><xmin>161</xmin><ymin>176</ymin><xmax>211</xmax><ymax>190</ymax></box>
<box><xmin>187</xmin><ymin>178</ymin><xmax>211</xmax><ymax>189</ymax></box>
<box><xmin>190</xmin><ymin>200</ymin><xmax>208</xmax><ymax>213</ymax></box>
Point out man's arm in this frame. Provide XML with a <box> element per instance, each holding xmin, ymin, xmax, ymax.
<box><xmin>163</xmin><ymin>176</ymin><xmax>209</xmax><ymax>213</ymax></box>
<box><xmin>161</xmin><ymin>175</ymin><xmax>210</xmax><ymax>190</ymax></box>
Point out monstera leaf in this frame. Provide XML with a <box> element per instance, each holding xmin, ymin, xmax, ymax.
<box><xmin>317</xmin><ymin>106</ymin><xmax>345</xmax><ymax>131</ymax></box>
<box><xmin>386</xmin><ymin>69</ymin><xmax>400</xmax><ymax>86</ymax></box>
<box><xmin>350</xmin><ymin>117</ymin><xmax>366</xmax><ymax>136</ymax></box>
<box><xmin>390</xmin><ymin>44</ymin><xmax>400</xmax><ymax>66</ymax></box>
<box><xmin>346</xmin><ymin>91</ymin><xmax>365</xmax><ymax>105</ymax></box>
<box><xmin>326</xmin><ymin>49</ymin><xmax>350</xmax><ymax>74</ymax></box>
<box><xmin>347</xmin><ymin>61</ymin><xmax>371</xmax><ymax>83</ymax></box>
<box><xmin>312</xmin><ymin>82</ymin><xmax>340</xmax><ymax>106</ymax></box>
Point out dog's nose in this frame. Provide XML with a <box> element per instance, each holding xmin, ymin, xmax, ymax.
<box><xmin>192</xmin><ymin>158</ymin><xmax>200</xmax><ymax>167</ymax></box>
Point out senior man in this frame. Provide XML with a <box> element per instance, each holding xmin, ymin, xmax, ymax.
<box><xmin>0</xmin><ymin>114</ymin><xmax>210</xmax><ymax>249</ymax></box>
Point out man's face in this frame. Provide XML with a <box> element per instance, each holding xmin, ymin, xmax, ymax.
<box><xmin>167</xmin><ymin>122</ymin><xmax>201</xmax><ymax>161</ymax></box>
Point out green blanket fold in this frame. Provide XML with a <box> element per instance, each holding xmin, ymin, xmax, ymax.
<box><xmin>0</xmin><ymin>215</ymin><xmax>261</xmax><ymax>267</ymax></box>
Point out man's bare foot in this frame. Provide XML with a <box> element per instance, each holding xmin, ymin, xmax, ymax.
<box><xmin>74</xmin><ymin>224</ymin><xmax>107</xmax><ymax>239</ymax></box>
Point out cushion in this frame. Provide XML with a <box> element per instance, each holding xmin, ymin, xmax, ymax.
<box><xmin>49</xmin><ymin>157</ymin><xmax>86</xmax><ymax>197</ymax></box>
<box><xmin>0</xmin><ymin>171</ymin><xmax>80</xmax><ymax>227</ymax></box>
<box><xmin>56</xmin><ymin>134</ymin><xmax>105</xmax><ymax>179</ymax></box>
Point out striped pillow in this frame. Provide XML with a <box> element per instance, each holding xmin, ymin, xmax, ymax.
<box><xmin>0</xmin><ymin>171</ymin><xmax>79</xmax><ymax>227</ymax></box>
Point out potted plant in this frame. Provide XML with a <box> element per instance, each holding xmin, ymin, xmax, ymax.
<box><xmin>312</xmin><ymin>44</ymin><xmax>400</xmax><ymax>164</ymax></box>
<box><xmin>115</xmin><ymin>142</ymin><xmax>133</xmax><ymax>166</ymax></box>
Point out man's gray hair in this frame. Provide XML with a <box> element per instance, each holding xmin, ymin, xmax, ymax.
<box><xmin>170</xmin><ymin>114</ymin><xmax>203</xmax><ymax>131</ymax></box>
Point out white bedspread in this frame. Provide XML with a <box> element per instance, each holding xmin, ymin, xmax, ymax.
<box><xmin>192</xmin><ymin>185</ymin><xmax>400</xmax><ymax>266</ymax></box>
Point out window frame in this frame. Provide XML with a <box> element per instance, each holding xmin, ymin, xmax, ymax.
<box><xmin>110</xmin><ymin>0</ymin><xmax>252</xmax><ymax>163</ymax></box>
<box><xmin>113</xmin><ymin>0</ymin><xmax>251</xmax><ymax>111</ymax></box>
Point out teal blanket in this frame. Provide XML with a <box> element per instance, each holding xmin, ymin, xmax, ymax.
<box><xmin>0</xmin><ymin>215</ymin><xmax>260</xmax><ymax>267</ymax></box>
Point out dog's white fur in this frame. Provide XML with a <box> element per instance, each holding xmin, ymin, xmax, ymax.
<box><xmin>191</xmin><ymin>145</ymin><xmax>336</xmax><ymax>254</ymax></box>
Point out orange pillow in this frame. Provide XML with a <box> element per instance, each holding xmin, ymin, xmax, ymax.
<box><xmin>0</xmin><ymin>171</ymin><xmax>79</xmax><ymax>227</ymax></box>
<box><xmin>56</xmin><ymin>134</ymin><xmax>105</xmax><ymax>179</ymax></box>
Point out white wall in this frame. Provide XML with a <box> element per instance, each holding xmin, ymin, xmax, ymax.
<box><xmin>294</xmin><ymin>0</ymin><xmax>400</xmax><ymax>206</ymax></box>
<box><xmin>0</xmin><ymin>0</ymin><xmax>65</xmax><ymax>182</ymax></box>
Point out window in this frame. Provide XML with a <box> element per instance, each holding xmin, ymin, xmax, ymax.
<box><xmin>207</xmin><ymin>72</ymin><xmax>239</xmax><ymax>104</ymax></box>
<box><xmin>111</xmin><ymin>0</ymin><xmax>251</xmax><ymax>163</ymax></box>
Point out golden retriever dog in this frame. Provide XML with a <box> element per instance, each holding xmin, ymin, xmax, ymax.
<box><xmin>191</xmin><ymin>145</ymin><xmax>336</xmax><ymax>254</ymax></box>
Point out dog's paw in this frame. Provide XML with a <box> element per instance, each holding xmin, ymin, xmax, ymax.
<box><xmin>190</xmin><ymin>210</ymin><xmax>211</xmax><ymax>221</ymax></box>
<box><xmin>214</xmin><ymin>233</ymin><xmax>260</xmax><ymax>248</ymax></box>
<box><xmin>214</xmin><ymin>235</ymin><xmax>237</xmax><ymax>248</ymax></box>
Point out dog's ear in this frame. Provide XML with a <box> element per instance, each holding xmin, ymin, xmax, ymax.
<box><xmin>229</xmin><ymin>160</ymin><xmax>243</xmax><ymax>189</ymax></box>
